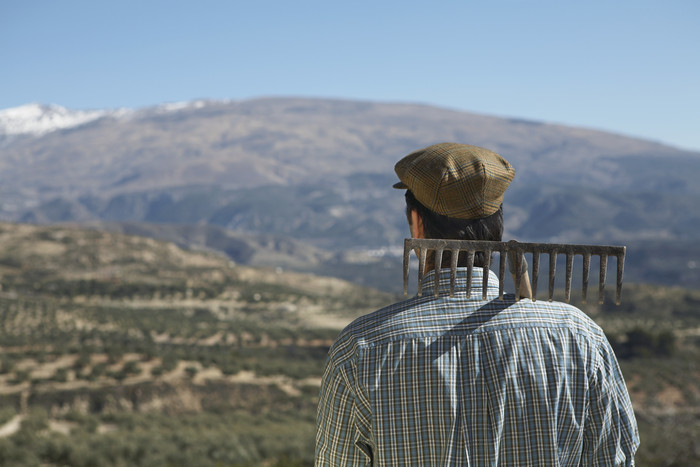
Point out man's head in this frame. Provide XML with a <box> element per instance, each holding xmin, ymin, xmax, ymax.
<box><xmin>394</xmin><ymin>142</ymin><xmax>515</xmax><ymax>267</ymax></box>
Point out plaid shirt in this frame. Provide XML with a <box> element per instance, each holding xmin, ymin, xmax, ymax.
<box><xmin>316</xmin><ymin>267</ymin><xmax>639</xmax><ymax>466</ymax></box>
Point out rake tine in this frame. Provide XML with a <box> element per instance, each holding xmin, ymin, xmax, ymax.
<box><xmin>482</xmin><ymin>249</ymin><xmax>491</xmax><ymax>299</ymax></box>
<box><xmin>598</xmin><ymin>254</ymin><xmax>608</xmax><ymax>304</ymax></box>
<box><xmin>582</xmin><ymin>253</ymin><xmax>591</xmax><ymax>304</ymax></box>
<box><xmin>417</xmin><ymin>248</ymin><xmax>427</xmax><ymax>297</ymax></box>
<box><xmin>465</xmin><ymin>251</ymin><xmax>475</xmax><ymax>298</ymax></box>
<box><xmin>531</xmin><ymin>251</ymin><xmax>540</xmax><ymax>302</ymax></box>
<box><xmin>513</xmin><ymin>250</ymin><xmax>523</xmax><ymax>301</ymax></box>
<box><xmin>548</xmin><ymin>250</ymin><xmax>557</xmax><ymax>302</ymax></box>
<box><xmin>564</xmin><ymin>253</ymin><xmax>574</xmax><ymax>303</ymax></box>
<box><xmin>616</xmin><ymin>249</ymin><xmax>626</xmax><ymax>305</ymax></box>
<box><xmin>449</xmin><ymin>248</ymin><xmax>459</xmax><ymax>297</ymax></box>
<box><xmin>498</xmin><ymin>251</ymin><xmax>506</xmax><ymax>300</ymax></box>
<box><xmin>403</xmin><ymin>241</ymin><xmax>411</xmax><ymax>296</ymax></box>
<box><xmin>434</xmin><ymin>249</ymin><xmax>444</xmax><ymax>297</ymax></box>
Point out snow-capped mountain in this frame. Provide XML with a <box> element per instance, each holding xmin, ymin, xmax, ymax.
<box><xmin>0</xmin><ymin>103</ymin><xmax>129</xmax><ymax>136</ymax></box>
<box><xmin>0</xmin><ymin>100</ymin><xmax>213</xmax><ymax>137</ymax></box>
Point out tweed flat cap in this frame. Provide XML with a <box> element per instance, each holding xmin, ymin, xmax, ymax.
<box><xmin>393</xmin><ymin>142</ymin><xmax>515</xmax><ymax>219</ymax></box>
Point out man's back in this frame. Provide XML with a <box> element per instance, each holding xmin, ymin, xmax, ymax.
<box><xmin>315</xmin><ymin>268</ymin><xmax>639</xmax><ymax>466</ymax></box>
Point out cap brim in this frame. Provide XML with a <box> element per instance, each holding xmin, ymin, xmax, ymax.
<box><xmin>393</xmin><ymin>181</ymin><xmax>408</xmax><ymax>189</ymax></box>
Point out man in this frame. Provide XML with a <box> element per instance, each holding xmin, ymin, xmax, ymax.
<box><xmin>315</xmin><ymin>143</ymin><xmax>639</xmax><ymax>466</ymax></box>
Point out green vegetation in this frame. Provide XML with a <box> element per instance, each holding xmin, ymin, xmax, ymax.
<box><xmin>0</xmin><ymin>406</ymin><xmax>316</xmax><ymax>466</ymax></box>
<box><xmin>0</xmin><ymin>286</ymin><xmax>330</xmax><ymax>465</ymax></box>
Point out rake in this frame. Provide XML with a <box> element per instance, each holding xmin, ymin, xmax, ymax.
<box><xmin>403</xmin><ymin>239</ymin><xmax>626</xmax><ymax>305</ymax></box>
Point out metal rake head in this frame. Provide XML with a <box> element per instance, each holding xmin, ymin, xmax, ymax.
<box><xmin>403</xmin><ymin>238</ymin><xmax>626</xmax><ymax>305</ymax></box>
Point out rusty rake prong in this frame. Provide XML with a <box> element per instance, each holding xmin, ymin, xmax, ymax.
<box><xmin>433</xmin><ymin>249</ymin><xmax>444</xmax><ymax>297</ymax></box>
<box><xmin>564</xmin><ymin>253</ymin><xmax>574</xmax><ymax>303</ymax></box>
<box><xmin>449</xmin><ymin>248</ymin><xmax>459</xmax><ymax>297</ymax></box>
<box><xmin>598</xmin><ymin>254</ymin><xmax>608</xmax><ymax>304</ymax></box>
<box><xmin>482</xmin><ymin>249</ymin><xmax>492</xmax><ymax>299</ymax></box>
<box><xmin>548</xmin><ymin>250</ymin><xmax>557</xmax><ymax>302</ymax></box>
<box><xmin>582</xmin><ymin>253</ymin><xmax>591</xmax><ymax>304</ymax></box>
<box><xmin>498</xmin><ymin>251</ymin><xmax>506</xmax><ymax>300</ymax></box>
<box><xmin>531</xmin><ymin>251</ymin><xmax>540</xmax><ymax>302</ymax></box>
<box><xmin>465</xmin><ymin>251</ymin><xmax>475</xmax><ymax>298</ymax></box>
<box><xmin>616</xmin><ymin>249</ymin><xmax>626</xmax><ymax>305</ymax></box>
<box><xmin>417</xmin><ymin>247</ymin><xmax>427</xmax><ymax>297</ymax></box>
<box><xmin>403</xmin><ymin>243</ymin><xmax>412</xmax><ymax>296</ymax></box>
<box><xmin>513</xmin><ymin>250</ymin><xmax>524</xmax><ymax>301</ymax></box>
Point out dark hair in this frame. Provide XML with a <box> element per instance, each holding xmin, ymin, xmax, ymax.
<box><xmin>405</xmin><ymin>190</ymin><xmax>503</xmax><ymax>268</ymax></box>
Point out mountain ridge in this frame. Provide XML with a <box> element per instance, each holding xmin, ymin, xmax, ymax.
<box><xmin>2</xmin><ymin>97</ymin><xmax>694</xmax><ymax>151</ymax></box>
<box><xmin>2</xmin><ymin>97</ymin><xmax>698</xmax><ymax>290</ymax></box>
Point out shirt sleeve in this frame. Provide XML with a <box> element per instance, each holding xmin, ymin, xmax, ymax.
<box><xmin>581</xmin><ymin>339</ymin><xmax>640</xmax><ymax>466</ymax></box>
<box><xmin>315</xmin><ymin>357</ymin><xmax>373</xmax><ymax>466</ymax></box>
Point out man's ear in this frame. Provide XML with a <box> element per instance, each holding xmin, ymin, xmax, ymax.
<box><xmin>409</xmin><ymin>209</ymin><xmax>425</xmax><ymax>239</ymax></box>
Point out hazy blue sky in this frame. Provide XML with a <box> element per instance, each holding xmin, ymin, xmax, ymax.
<box><xmin>2</xmin><ymin>0</ymin><xmax>699</xmax><ymax>151</ymax></box>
